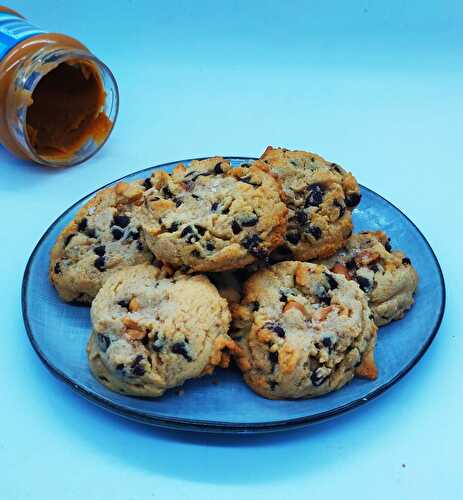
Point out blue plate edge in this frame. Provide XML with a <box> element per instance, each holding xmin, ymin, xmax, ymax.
<box><xmin>21</xmin><ymin>156</ymin><xmax>447</xmax><ymax>434</ymax></box>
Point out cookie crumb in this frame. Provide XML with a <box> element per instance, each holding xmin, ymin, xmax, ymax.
<box><xmin>175</xmin><ymin>388</ymin><xmax>185</xmax><ymax>396</ymax></box>
<box><xmin>401</xmin><ymin>464</ymin><xmax>406</xmax><ymax>468</ymax></box>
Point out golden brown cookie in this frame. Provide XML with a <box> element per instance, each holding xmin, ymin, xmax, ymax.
<box><xmin>49</xmin><ymin>180</ymin><xmax>154</xmax><ymax>303</ymax></box>
<box><xmin>88</xmin><ymin>264</ymin><xmax>237</xmax><ymax>397</ymax></box>
<box><xmin>260</xmin><ymin>146</ymin><xmax>361</xmax><ymax>260</ymax></box>
<box><xmin>317</xmin><ymin>231</ymin><xmax>419</xmax><ymax>326</ymax></box>
<box><xmin>137</xmin><ymin>157</ymin><xmax>288</xmax><ymax>272</ymax></box>
<box><xmin>232</xmin><ymin>261</ymin><xmax>377</xmax><ymax>399</ymax></box>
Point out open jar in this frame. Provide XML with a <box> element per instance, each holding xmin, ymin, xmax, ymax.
<box><xmin>0</xmin><ymin>6</ymin><xmax>119</xmax><ymax>167</ymax></box>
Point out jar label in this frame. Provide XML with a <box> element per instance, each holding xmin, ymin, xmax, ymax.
<box><xmin>0</xmin><ymin>12</ymin><xmax>46</xmax><ymax>59</ymax></box>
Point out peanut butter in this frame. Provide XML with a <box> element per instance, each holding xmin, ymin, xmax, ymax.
<box><xmin>0</xmin><ymin>6</ymin><xmax>118</xmax><ymax>166</ymax></box>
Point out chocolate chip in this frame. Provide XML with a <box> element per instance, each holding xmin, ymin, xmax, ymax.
<box><xmin>307</xmin><ymin>225</ymin><xmax>322</xmax><ymax>239</ymax></box>
<box><xmin>265</xmin><ymin>323</ymin><xmax>285</xmax><ymax>338</ymax></box>
<box><xmin>181</xmin><ymin>226</ymin><xmax>200</xmax><ymax>243</ymax></box>
<box><xmin>137</xmin><ymin>241</ymin><xmax>144</xmax><ymax>252</ymax></box>
<box><xmin>191</xmin><ymin>250</ymin><xmax>201</xmax><ymax>258</ymax></box>
<box><xmin>94</xmin><ymin>256</ymin><xmax>106</xmax><ymax>272</ymax></box>
<box><xmin>385</xmin><ymin>239</ymin><xmax>392</xmax><ymax>252</ymax></box>
<box><xmin>143</xmin><ymin>178</ymin><xmax>152</xmax><ymax>189</ymax></box>
<box><xmin>311</xmin><ymin>368</ymin><xmax>327</xmax><ymax>387</ymax></box>
<box><xmin>317</xmin><ymin>289</ymin><xmax>331</xmax><ymax>306</ymax></box>
<box><xmin>211</xmin><ymin>202</ymin><xmax>219</xmax><ymax>212</ymax></box>
<box><xmin>279</xmin><ymin>292</ymin><xmax>288</xmax><ymax>302</ymax></box>
<box><xmin>54</xmin><ymin>262</ymin><xmax>61</xmax><ymax>274</ymax></box>
<box><xmin>162</xmin><ymin>186</ymin><xmax>173</xmax><ymax>198</ymax></box>
<box><xmin>222</xmin><ymin>207</ymin><xmax>230</xmax><ymax>215</ymax></box>
<box><xmin>333</xmin><ymin>199</ymin><xmax>345</xmax><ymax>218</ymax></box>
<box><xmin>402</xmin><ymin>257</ymin><xmax>411</xmax><ymax>265</ymax></box>
<box><xmin>118</xmin><ymin>300</ymin><xmax>129</xmax><ymax>309</ymax></box>
<box><xmin>370</xmin><ymin>264</ymin><xmax>379</xmax><ymax>273</ymax></box>
<box><xmin>174</xmin><ymin>197</ymin><xmax>183</xmax><ymax>208</ymax></box>
<box><xmin>305</xmin><ymin>184</ymin><xmax>324</xmax><ymax>207</ymax></box>
<box><xmin>247</xmin><ymin>242</ymin><xmax>268</xmax><ymax>260</ymax></box>
<box><xmin>171</xmin><ymin>342</ymin><xmax>192</xmax><ymax>361</ymax></box>
<box><xmin>111</xmin><ymin>227</ymin><xmax>124</xmax><ymax>240</ymax></box>
<box><xmin>214</xmin><ymin>162</ymin><xmax>223</xmax><ymax>174</ymax></box>
<box><xmin>322</xmin><ymin>337</ymin><xmax>332</xmax><ymax>349</ymax></box>
<box><xmin>181</xmin><ymin>226</ymin><xmax>193</xmax><ymax>237</ymax></box>
<box><xmin>345</xmin><ymin>192</ymin><xmax>361</xmax><ymax>207</ymax></box>
<box><xmin>116</xmin><ymin>363</ymin><xmax>124</xmax><ymax>371</ymax></box>
<box><xmin>346</xmin><ymin>259</ymin><xmax>357</xmax><ymax>270</ymax></box>
<box><xmin>356</xmin><ymin>276</ymin><xmax>371</xmax><ymax>293</ymax></box>
<box><xmin>251</xmin><ymin>301</ymin><xmax>260</xmax><ymax>311</ymax></box>
<box><xmin>295</xmin><ymin>210</ymin><xmax>307</xmax><ymax>225</ymax></box>
<box><xmin>78</xmin><ymin>218</ymin><xmax>88</xmax><ymax>231</ymax></box>
<box><xmin>167</xmin><ymin>222</ymin><xmax>179</xmax><ymax>232</ymax></box>
<box><xmin>113</xmin><ymin>215</ymin><xmax>130</xmax><ymax>228</ymax></box>
<box><xmin>241</xmin><ymin>214</ymin><xmax>259</xmax><ymax>227</ymax></box>
<box><xmin>286</xmin><ymin>231</ymin><xmax>301</xmax><ymax>245</ymax></box>
<box><xmin>330</xmin><ymin>162</ymin><xmax>342</xmax><ymax>174</ymax></box>
<box><xmin>239</xmin><ymin>175</ymin><xmax>260</xmax><ymax>187</ymax></box>
<box><xmin>268</xmin><ymin>351</ymin><xmax>279</xmax><ymax>370</ymax></box>
<box><xmin>206</xmin><ymin>242</ymin><xmax>215</xmax><ymax>251</ymax></box>
<box><xmin>269</xmin><ymin>380</ymin><xmax>278</xmax><ymax>390</ymax></box>
<box><xmin>64</xmin><ymin>233</ymin><xmax>75</xmax><ymax>247</ymax></box>
<box><xmin>94</xmin><ymin>245</ymin><xmax>106</xmax><ymax>256</ymax></box>
<box><xmin>242</xmin><ymin>234</ymin><xmax>262</xmax><ymax>250</ymax></box>
<box><xmin>195</xmin><ymin>226</ymin><xmax>206</xmax><ymax>236</ymax></box>
<box><xmin>128</xmin><ymin>229</ymin><xmax>140</xmax><ymax>240</ymax></box>
<box><xmin>131</xmin><ymin>355</ymin><xmax>145</xmax><ymax>376</ymax></box>
<box><xmin>86</xmin><ymin>228</ymin><xmax>96</xmax><ymax>239</ymax></box>
<box><xmin>141</xmin><ymin>336</ymin><xmax>150</xmax><ymax>346</ymax></box>
<box><xmin>231</xmin><ymin>220</ymin><xmax>242</xmax><ymax>234</ymax></box>
<box><xmin>97</xmin><ymin>334</ymin><xmax>111</xmax><ymax>352</ymax></box>
<box><xmin>325</xmin><ymin>273</ymin><xmax>338</xmax><ymax>289</ymax></box>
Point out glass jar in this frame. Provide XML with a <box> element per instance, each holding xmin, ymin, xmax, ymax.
<box><xmin>0</xmin><ymin>6</ymin><xmax>119</xmax><ymax>167</ymax></box>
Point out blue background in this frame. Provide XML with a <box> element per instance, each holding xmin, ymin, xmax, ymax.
<box><xmin>0</xmin><ymin>1</ymin><xmax>461</xmax><ymax>498</ymax></box>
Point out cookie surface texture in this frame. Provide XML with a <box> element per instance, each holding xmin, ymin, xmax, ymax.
<box><xmin>50</xmin><ymin>181</ymin><xmax>153</xmax><ymax>303</ymax></box>
<box><xmin>233</xmin><ymin>261</ymin><xmax>377</xmax><ymax>399</ymax></box>
<box><xmin>88</xmin><ymin>264</ymin><xmax>235</xmax><ymax>397</ymax></box>
<box><xmin>139</xmin><ymin>157</ymin><xmax>288</xmax><ymax>271</ymax></box>
<box><xmin>260</xmin><ymin>146</ymin><xmax>361</xmax><ymax>260</ymax></box>
<box><xmin>317</xmin><ymin>231</ymin><xmax>419</xmax><ymax>326</ymax></box>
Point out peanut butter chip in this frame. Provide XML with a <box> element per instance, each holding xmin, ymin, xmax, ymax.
<box><xmin>128</xmin><ymin>297</ymin><xmax>141</xmax><ymax>312</ymax></box>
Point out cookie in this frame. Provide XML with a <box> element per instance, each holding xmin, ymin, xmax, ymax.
<box><xmin>138</xmin><ymin>157</ymin><xmax>288</xmax><ymax>272</ymax></box>
<box><xmin>232</xmin><ymin>261</ymin><xmax>377</xmax><ymax>399</ymax></box>
<box><xmin>317</xmin><ymin>231</ymin><xmax>419</xmax><ymax>326</ymax></box>
<box><xmin>87</xmin><ymin>264</ymin><xmax>236</xmax><ymax>397</ymax></box>
<box><xmin>50</xmin><ymin>180</ymin><xmax>154</xmax><ymax>303</ymax></box>
<box><xmin>260</xmin><ymin>146</ymin><xmax>361</xmax><ymax>260</ymax></box>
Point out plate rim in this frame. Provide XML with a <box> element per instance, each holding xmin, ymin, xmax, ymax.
<box><xmin>21</xmin><ymin>156</ymin><xmax>446</xmax><ymax>433</ymax></box>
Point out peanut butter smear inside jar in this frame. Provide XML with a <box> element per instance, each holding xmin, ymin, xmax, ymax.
<box><xmin>0</xmin><ymin>6</ymin><xmax>119</xmax><ymax>167</ymax></box>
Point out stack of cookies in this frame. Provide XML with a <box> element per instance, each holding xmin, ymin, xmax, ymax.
<box><xmin>49</xmin><ymin>147</ymin><xmax>418</xmax><ymax>399</ymax></box>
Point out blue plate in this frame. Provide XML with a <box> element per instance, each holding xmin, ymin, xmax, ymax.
<box><xmin>22</xmin><ymin>157</ymin><xmax>445</xmax><ymax>433</ymax></box>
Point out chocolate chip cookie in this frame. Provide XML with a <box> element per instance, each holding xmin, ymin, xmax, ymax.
<box><xmin>138</xmin><ymin>157</ymin><xmax>288</xmax><ymax>272</ymax></box>
<box><xmin>50</xmin><ymin>181</ymin><xmax>154</xmax><ymax>303</ymax></box>
<box><xmin>260</xmin><ymin>146</ymin><xmax>361</xmax><ymax>260</ymax></box>
<box><xmin>232</xmin><ymin>261</ymin><xmax>377</xmax><ymax>399</ymax></box>
<box><xmin>88</xmin><ymin>264</ymin><xmax>237</xmax><ymax>397</ymax></box>
<box><xmin>317</xmin><ymin>231</ymin><xmax>419</xmax><ymax>326</ymax></box>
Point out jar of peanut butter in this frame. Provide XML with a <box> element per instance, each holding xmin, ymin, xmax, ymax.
<box><xmin>0</xmin><ymin>6</ymin><xmax>118</xmax><ymax>167</ymax></box>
